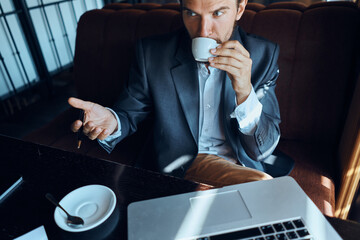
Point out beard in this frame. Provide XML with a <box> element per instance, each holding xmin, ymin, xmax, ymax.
<box><xmin>216</xmin><ymin>20</ymin><xmax>238</xmax><ymax>44</ymax></box>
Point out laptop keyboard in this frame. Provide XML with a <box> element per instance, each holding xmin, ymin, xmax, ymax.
<box><xmin>196</xmin><ymin>218</ymin><xmax>312</xmax><ymax>240</ymax></box>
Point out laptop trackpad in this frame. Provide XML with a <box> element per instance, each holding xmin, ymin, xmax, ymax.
<box><xmin>189</xmin><ymin>190</ymin><xmax>251</xmax><ymax>227</ymax></box>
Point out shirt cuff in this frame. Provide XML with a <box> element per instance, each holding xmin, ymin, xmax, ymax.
<box><xmin>97</xmin><ymin>107</ymin><xmax>122</xmax><ymax>153</ymax></box>
<box><xmin>230</xmin><ymin>87</ymin><xmax>262</xmax><ymax>135</ymax></box>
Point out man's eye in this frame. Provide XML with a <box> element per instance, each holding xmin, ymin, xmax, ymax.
<box><xmin>213</xmin><ymin>11</ymin><xmax>224</xmax><ymax>17</ymax></box>
<box><xmin>186</xmin><ymin>11</ymin><xmax>196</xmax><ymax>17</ymax></box>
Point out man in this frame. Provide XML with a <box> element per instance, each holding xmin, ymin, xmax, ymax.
<box><xmin>69</xmin><ymin>0</ymin><xmax>282</xmax><ymax>187</ymax></box>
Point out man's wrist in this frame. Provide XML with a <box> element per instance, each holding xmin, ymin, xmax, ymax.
<box><xmin>105</xmin><ymin>107</ymin><xmax>121</xmax><ymax>137</ymax></box>
<box><xmin>235</xmin><ymin>87</ymin><xmax>252</xmax><ymax>105</ymax></box>
<box><xmin>236</xmin><ymin>92</ymin><xmax>250</xmax><ymax>105</ymax></box>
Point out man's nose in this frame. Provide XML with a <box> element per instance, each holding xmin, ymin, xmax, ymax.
<box><xmin>198</xmin><ymin>18</ymin><xmax>212</xmax><ymax>37</ymax></box>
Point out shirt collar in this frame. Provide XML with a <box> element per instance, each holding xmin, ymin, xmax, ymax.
<box><xmin>197</xmin><ymin>62</ymin><xmax>220</xmax><ymax>76</ymax></box>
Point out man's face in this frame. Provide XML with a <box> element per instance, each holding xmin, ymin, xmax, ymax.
<box><xmin>182</xmin><ymin>0</ymin><xmax>246</xmax><ymax>43</ymax></box>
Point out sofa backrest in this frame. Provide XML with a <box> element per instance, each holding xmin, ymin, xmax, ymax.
<box><xmin>240</xmin><ymin>2</ymin><xmax>360</xmax><ymax>147</ymax></box>
<box><xmin>73</xmin><ymin>4</ymin><xmax>182</xmax><ymax>106</ymax></box>
<box><xmin>73</xmin><ymin>2</ymin><xmax>360</xmax><ymax>148</ymax></box>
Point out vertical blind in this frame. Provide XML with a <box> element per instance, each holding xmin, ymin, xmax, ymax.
<box><xmin>0</xmin><ymin>0</ymin><xmax>104</xmax><ymax>100</ymax></box>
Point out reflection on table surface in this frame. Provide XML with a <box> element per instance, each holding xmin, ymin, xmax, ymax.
<box><xmin>1</xmin><ymin>134</ymin><xmax>360</xmax><ymax>240</ymax></box>
<box><xmin>0</xmin><ymin>134</ymin><xmax>209</xmax><ymax>240</ymax></box>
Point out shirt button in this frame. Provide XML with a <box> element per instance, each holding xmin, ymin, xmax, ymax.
<box><xmin>205</xmin><ymin>104</ymin><xmax>211</xmax><ymax>109</ymax></box>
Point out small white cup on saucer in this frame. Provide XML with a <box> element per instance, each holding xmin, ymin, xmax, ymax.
<box><xmin>192</xmin><ymin>37</ymin><xmax>219</xmax><ymax>62</ymax></box>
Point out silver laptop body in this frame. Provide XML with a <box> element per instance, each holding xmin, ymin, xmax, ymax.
<box><xmin>128</xmin><ymin>176</ymin><xmax>342</xmax><ymax>240</ymax></box>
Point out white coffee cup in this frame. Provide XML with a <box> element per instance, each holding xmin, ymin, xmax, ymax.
<box><xmin>192</xmin><ymin>37</ymin><xmax>219</xmax><ymax>62</ymax></box>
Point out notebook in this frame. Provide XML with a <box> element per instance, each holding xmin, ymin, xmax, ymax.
<box><xmin>128</xmin><ymin>176</ymin><xmax>342</xmax><ymax>240</ymax></box>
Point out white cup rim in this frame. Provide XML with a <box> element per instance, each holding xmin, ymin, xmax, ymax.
<box><xmin>192</xmin><ymin>37</ymin><xmax>217</xmax><ymax>42</ymax></box>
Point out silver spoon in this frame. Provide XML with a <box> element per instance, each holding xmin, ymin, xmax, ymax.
<box><xmin>46</xmin><ymin>193</ymin><xmax>84</xmax><ymax>228</ymax></box>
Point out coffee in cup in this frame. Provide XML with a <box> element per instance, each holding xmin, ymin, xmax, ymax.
<box><xmin>191</xmin><ymin>37</ymin><xmax>219</xmax><ymax>62</ymax></box>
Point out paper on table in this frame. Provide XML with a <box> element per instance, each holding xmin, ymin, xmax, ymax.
<box><xmin>13</xmin><ymin>225</ymin><xmax>48</xmax><ymax>240</ymax></box>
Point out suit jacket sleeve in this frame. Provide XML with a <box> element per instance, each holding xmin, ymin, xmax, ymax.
<box><xmin>239</xmin><ymin>43</ymin><xmax>281</xmax><ymax>162</ymax></box>
<box><xmin>111</xmin><ymin>38</ymin><xmax>153</xmax><ymax>142</ymax></box>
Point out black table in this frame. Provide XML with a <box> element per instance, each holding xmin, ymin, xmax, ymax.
<box><xmin>0</xmin><ymin>135</ymin><xmax>209</xmax><ymax>239</ymax></box>
<box><xmin>1</xmin><ymin>134</ymin><xmax>359</xmax><ymax>239</ymax></box>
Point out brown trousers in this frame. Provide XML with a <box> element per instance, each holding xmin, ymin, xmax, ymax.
<box><xmin>184</xmin><ymin>154</ymin><xmax>272</xmax><ymax>188</ymax></box>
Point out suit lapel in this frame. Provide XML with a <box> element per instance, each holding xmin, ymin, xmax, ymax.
<box><xmin>170</xmin><ymin>27</ymin><xmax>243</xmax><ymax>145</ymax></box>
<box><xmin>171</xmin><ymin>33</ymin><xmax>199</xmax><ymax>144</ymax></box>
<box><xmin>223</xmin><ymin>74</ymin><xmax>236</xmax><ymax>120</ymax></box>
<box><xmin>223</xmin><ymin>27</ymin><xmax>243</xmax><ymax>158</ymax></box>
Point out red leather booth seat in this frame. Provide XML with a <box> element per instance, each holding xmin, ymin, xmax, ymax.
<box><xmin>24</xmin><ymin>2</ymin><xmax>360</xmax><ymax>216</ymax></box>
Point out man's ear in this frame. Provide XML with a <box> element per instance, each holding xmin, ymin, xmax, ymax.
<box><xmin>236</xmin><ymin>0</ymin><xmax>248</xmax><ymax>21</ymax></box>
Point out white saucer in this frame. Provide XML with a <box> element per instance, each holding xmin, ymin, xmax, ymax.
<box><xmin>54</xmin><ymin>185</ymin><xmax>116</xmax><ymax>232</ymax></box>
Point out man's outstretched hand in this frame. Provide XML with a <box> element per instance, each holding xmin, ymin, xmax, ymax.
<box><xmin>68</xmin><ymin>97</ymin><xmax>118</xmax><ymax>141</ymax></box>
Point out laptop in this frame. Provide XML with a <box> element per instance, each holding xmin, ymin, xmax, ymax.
<box><xmin>127</xmin><ymin>176</ymin><xmax>342</xmax><ymax>240</ymax></box>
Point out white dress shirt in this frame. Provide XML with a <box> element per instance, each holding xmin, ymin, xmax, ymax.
<box><xmin>197</xmin><ymin>63</ymin><xmax>262</xmax><ymax>163</ymax></box>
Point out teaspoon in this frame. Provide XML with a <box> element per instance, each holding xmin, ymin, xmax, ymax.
<box><xmin>46</xmin><ymin>193</ymin><xmax>84</xmax><ymax>228</ymax></box>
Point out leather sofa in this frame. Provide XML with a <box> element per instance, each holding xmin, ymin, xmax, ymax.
<box><xmin>24</xmin><ymin>2</ymin><xmax>360</xmax><ymax>217</ymax></box>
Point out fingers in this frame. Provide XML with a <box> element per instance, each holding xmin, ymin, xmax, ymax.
<box><xmin>210</xmin><ymin>61</ymin><xmax>239</xmax><ymax>76</ymax></box>
<box><xmin>209</xmin><ymin>55</ymin><xmax>252</xmax><ymax>74</ymax></box>
<box><xmin>69</xmin><ymin>98</ymin><xmax>117</xmax><ymax>142</ymax></box>
<box><xmin>210</xmin><ymin>43</ymin><xmax>249</xmax><ymax>63</ymax></box>
<box><xmin>208</xmin><ymin>40</ymin><xmax>252</xmax><ymax>103</ymax></box>
<box><xmin>211</xmin><ymin>49</ymin><xmax>248</xmax><ymax>64</ymax></box>
<box><xmin>209</xmin><ymin>54</ymin><xmax>252</xmax><ymax>75</ymax></box>
<box><xmin>71</xmin><ymin>120</ymin><xmax>83</xmax><ymax>133</ymax></box>
<box><xmin>210</xmin><ymin>55</ymin><xmax>242</xmax><ymax>69</ymax></box>
<box><xmin>82</xmin><ymin>121</ymin><xmax>111</xmax><ymax>141</ymax></box>
<box><xmin>68</xmin><ymin>97</ymin><xmax>93</xmax><ymax>111</ymax></box>
<box><xmin>82</xmin><ymin>121</ymin><xmax>96</xmax><ymax>138</ymax></box>
<box><xmin>98</xmin><ymin>129</ymin><xmax>111</xmax><ymax>141</ymax></box>
<box><xmin>71</xmin><ymin>119</ymin><xmax>107</xmax><ymax>141</ymax></box>
<box><xmin>87</xmin><ymin>127</ymin><xmax>102</xmax><ymax>141</ymax></box>
<box><xmin>208</xmin><ymin>40</ymin><xmax>252</xmax><ymax>75</ymax></box>
<box><xmin>214</xmin><ymin>40</ymin><xmax>250</xmax><ymax>58</ymax></box>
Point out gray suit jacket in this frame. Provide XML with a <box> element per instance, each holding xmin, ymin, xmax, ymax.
<box><xmin>113</xmin><ymin>27</ymin><xmax>281</xmax><ymax>178</ymax></box>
